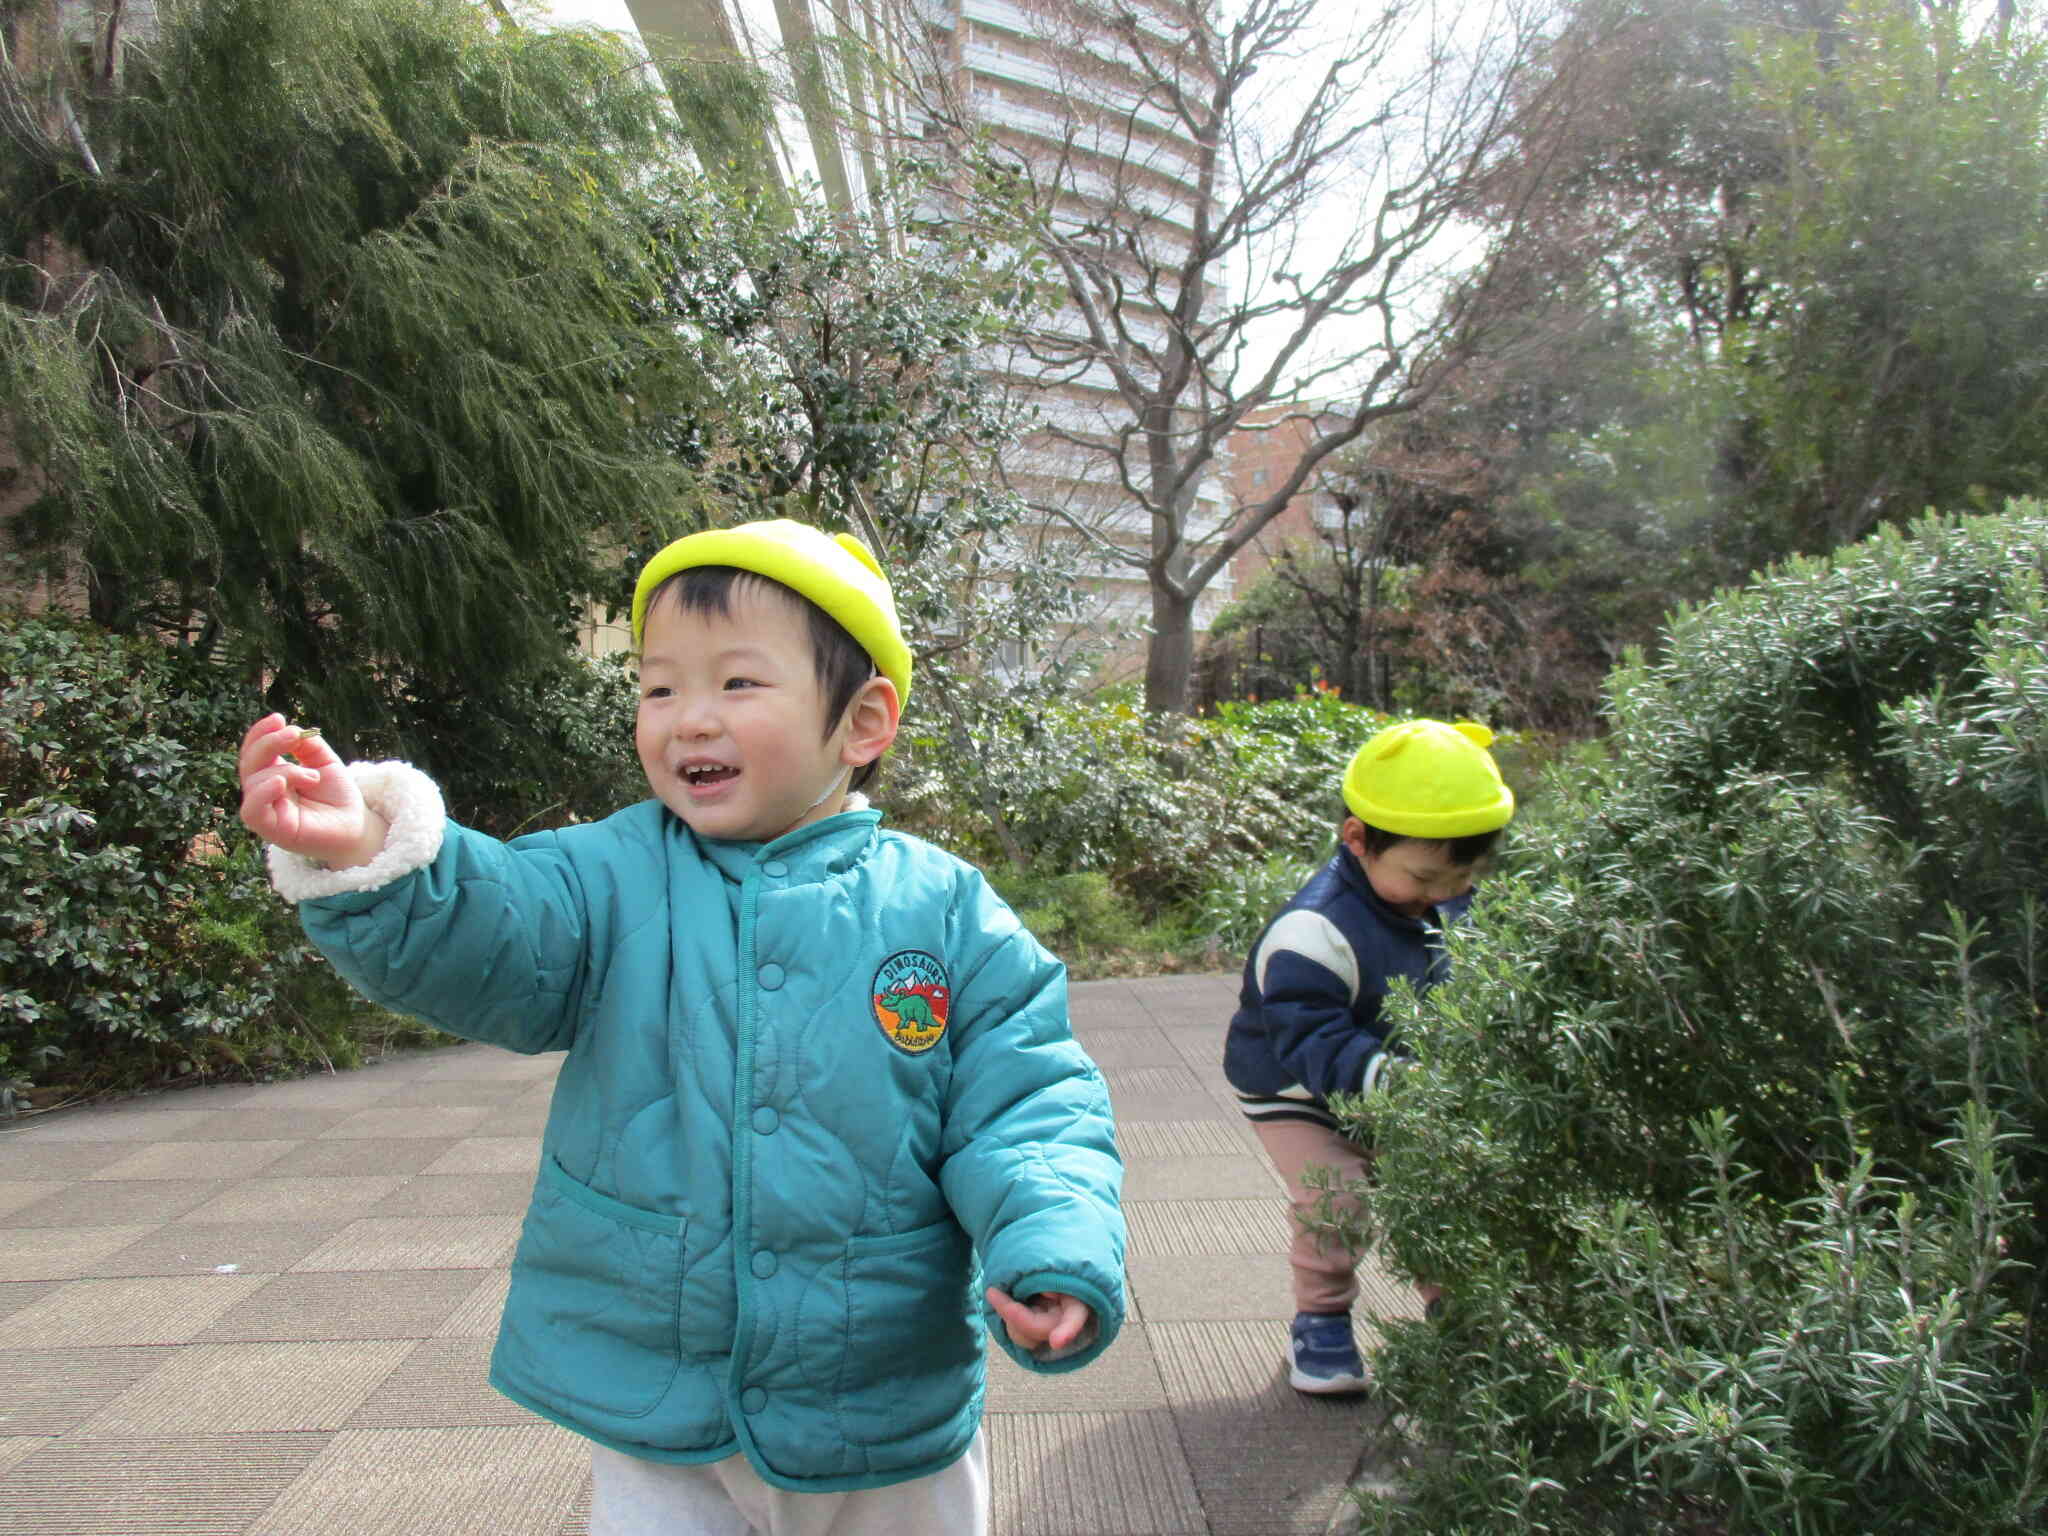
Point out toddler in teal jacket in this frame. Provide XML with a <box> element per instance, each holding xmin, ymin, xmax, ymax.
<box><xmin>237</xmin><ymin>520</ymin><xmax>1126</xmax><ymax>1535</ymax></box>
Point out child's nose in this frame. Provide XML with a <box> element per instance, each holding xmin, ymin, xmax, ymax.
<box><xmin>672</xmin><ymin>692</ymin><xmax>721</xmax><ymax>738</ymax></box>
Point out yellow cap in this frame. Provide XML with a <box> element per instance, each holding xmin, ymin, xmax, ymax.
<box><xmin>630</xmin><ymin>519</ymin><xmax>912</xmax><ymax>707</ymax></box>
<box><xmin>1342</xmin><ymin>719</ymin><xmax>1514</xmax><ymax>839</ymax></box>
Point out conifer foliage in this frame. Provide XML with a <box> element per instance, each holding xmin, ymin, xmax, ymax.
<box><xmin>1345</xmin><ymin>506</ymin><xmax>2048</xmax><ymax>1532</ymax></box>
<box><xmin>0</xmin><ymin>0</ymin><xmax>707</xmax><ymax>752</ymax></box>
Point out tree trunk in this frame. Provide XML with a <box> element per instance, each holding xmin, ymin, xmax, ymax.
<box><xmin>1144</xmin><ymin>580</ymin><xmax>1197</xmax><ymax>714</ymax></box>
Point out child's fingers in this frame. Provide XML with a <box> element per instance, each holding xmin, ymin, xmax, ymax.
<box><xmin>283</xmin><ymin>727</ymin><xmax>340</xmax><ymax>769</ymax></box>
<box><xmin>1047</xmin><ymin>1296</ymin><xmax>1087</xmax><ymax>1350</ymax></box>
<box><xmin>238</xmin><ymin>716</ymin><xmax>291</xmax><ymax>778</ymax></box>
<box><xmin>983</xmin><ymin>1286</ymin><xmax>1041</xmax><ymax>1343</ymax></box>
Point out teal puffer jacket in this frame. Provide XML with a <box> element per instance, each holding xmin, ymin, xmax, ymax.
<box><xmin>297</xmin><ymin>796</ymin><xmax>1125</xmax><ymax>1492</ymax></box>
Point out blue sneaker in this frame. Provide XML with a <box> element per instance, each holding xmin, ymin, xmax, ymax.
<box><xmin>1288</xmin><ymin>1311</ymin><xmax>1369</xmax><ymax>1394</ymax></box>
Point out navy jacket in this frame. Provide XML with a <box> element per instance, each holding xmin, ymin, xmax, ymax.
<box><xmin>1222</xmin><ymin>849</ymin><xmax>1469</xmax><ymax>1124</ymax></box>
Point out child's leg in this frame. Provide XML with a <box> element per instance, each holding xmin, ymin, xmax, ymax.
<box><xmin>589</xmin><ymin>1444</ymin><xmax>754</xmax><ymax>1535</ymax></box>
<box><xmin>589</xmin><ymin>1431</ymin><xmax>989</xmax><ymax>1536</ymax></box>
<box><xmin>1250</xmin><ymin>1118</ymin><xmax>1373</xmax><ymax>1314</ymax></box>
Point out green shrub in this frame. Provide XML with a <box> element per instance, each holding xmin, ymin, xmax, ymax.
<box><xmin>898</xmin><ymin>685</ymin><xmax>1397</xmax><ymax>911</ymax></box>
<box><xmin>0</xmin><ymin>612</ymin><xmax>420</xmax><ymax>1106</ymax></box>
<box><xmin>379</xmin><ymin>649</ymin><xmax>644</xmax><ymax>838</ymax></box>
<box><xmin>1342</xmin><ymin>506</ymin><xmax>2048</xmax><ymax>1532</ymax></box>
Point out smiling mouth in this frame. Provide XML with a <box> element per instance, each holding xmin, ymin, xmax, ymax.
<box><xmin>682</xmin><ymin>765</ymin><xmax>740</xmax><ymax>787</ymax></box>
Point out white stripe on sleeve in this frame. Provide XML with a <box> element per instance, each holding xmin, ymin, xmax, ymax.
<box><xmin>1254</xmin><ymin>908</ymin><xmax>1360</xmax><ymax>1005</ymax></box>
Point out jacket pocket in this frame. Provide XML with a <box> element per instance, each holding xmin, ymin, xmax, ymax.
<box><xmin>834</xmin><ymin>1218</ymin><xmax>980</xmax><ymax>1445</ymax></box>
<box><xmin>499</xmin><ymin>1156</ymin><xmax>686</xmax><ymax>1420</ymax></box>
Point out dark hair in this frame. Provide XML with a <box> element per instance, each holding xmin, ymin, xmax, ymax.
<box><xmin>1347</xmin><ymin>815</ymin><xmax>1503</xmax><ymax>867</ymax></box>
<box><xmin>645</xmin><ymin>566</ymin><xmax>885</xmax><ymax>792</ymax></box>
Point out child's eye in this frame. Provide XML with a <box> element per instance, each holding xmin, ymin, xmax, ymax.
<box><xmin>723</xmin><ymin>677</ymin><xmax>761</xmax><ymax>691</ymax></box>
<box><xmin>643</xmin><ymin>685</ymin><xmax>672</xmax><ymax>700</ymax></box>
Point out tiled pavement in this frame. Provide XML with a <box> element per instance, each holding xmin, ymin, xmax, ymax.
<box><xmin>0</xmin><ymin>973</ymin><xmax>1414</xmax><ymax>1535</ymax></box>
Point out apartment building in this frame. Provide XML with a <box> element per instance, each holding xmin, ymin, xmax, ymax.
<box><xmin>623</xmin><ymin>0</ymin><xmax>1237</xmax><ymax>667</ymax></box>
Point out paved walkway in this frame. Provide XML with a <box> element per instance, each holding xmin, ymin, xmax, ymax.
<box><xmin>0</xmin><ymin>973</ymin><xmax>1408</xmax><ymax>1535</ymax></box>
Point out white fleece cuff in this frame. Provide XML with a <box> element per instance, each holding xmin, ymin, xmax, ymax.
<box><xmin>266</xmin><ymin>761</ymin><xmax>446</xmax><ymax>903</ymax></box>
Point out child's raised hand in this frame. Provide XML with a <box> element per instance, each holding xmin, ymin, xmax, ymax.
<box><xmin>985</xmin><ymin>1286</ymin><xmax>1093</xmax><ymax>1354</ymax></box>
<box><xmin>237</xmin><ymin>714</ymin><xmax>385</xmax><ymax>868</ymax></box>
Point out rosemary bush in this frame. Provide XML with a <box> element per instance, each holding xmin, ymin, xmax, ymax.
<box><xmin>1343</xmin><ymin>505</ymin><xmax>2048</xmax><ymax>1533</ymax></box>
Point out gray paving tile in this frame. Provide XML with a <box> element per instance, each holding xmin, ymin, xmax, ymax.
<box><xmin>422</xmin><ymin>1136</ymin><xmax>544</xmax><ymax>1176</ymax></box>
<box><xmin>319</xmin><ymin>1105</ymin><xmax>498</xmax><ymax>1140</ymax></box>
<box><xmin>0</xmin><ymin>1282</ymin><xmax>56</xmax><ymax>1324</ymax></box>
<box><xmin>75</xmin><ymin>1339</ymin><xmax>413</xmax><ymax>1434</ymax></box>
<box><xmin>260</xmin><ymin>1135</ymin><xmax>461</xmax><ymax>1177</ymax></box>
<box><xmin>88</xmin><ymin>1138</ymin><xmax>298</xmax><ymax>1180</ymax></box>
<box><xmin>437</xmin><ymin>1268</ymin><xmax>512</xmax><ymax>1337</ymax></box>
<box><xmin>1116</xmin><ymin>1118</ymin><xmax>1260</xmax><ymax>1159</ymax></box>
<box><xmin>1</xmin><ymin>1177</ymin><xmax>226</xmax><ymax>1229</ymax></box>
<box><xmin>1071</xmin><ymin>1025</ymin><xmax>1184</xmax><ymax>1069</ymax></box>
<box><xmin>1107</xmin><ymin>1065</ymin><xmax>1210</xmax><ymax>1098</ymax></box>
<box><xmin>0</xmin><ymin>1226</ymin><xmax>162</xmax><ymax>1282</ymax></box>
<box><xmin>0</xmin><ymin>1274</ymin><xmax>268</xmax><ymax>1346</ymax></box>
<box><xmin>0</xmin><ymin>1346</ymin><xmax>167</xmax><ymax>1434</ymax></box>
<box><xmin>182</xmin><ymin>1173</ymin><xmax>407</xmax><ymax>1225</ymax></box>
<box><xmin>345</xmin><ymin>1336</ymin><xmax>546</xmax><ymax>1428</ymax></box>
<box><xmin>1176</xmin><ymin>1409</ymin><xmax>1368</xmax><ymax>1536</ymax></box>
<box><xmin>1068</xmin><ymin>1000</ymin><xmax>1158</xmax><ymax>1031</ymax></box>
<box><xmin>0</xmin><ymin>1183</ymin><xmax>56</xmax><ymax>1220</ymax></box>
<box><xmin>377</xmin><ymin>1079</ymin><xmax>531</xmax><ymax>1108</ymax></box>
<box><xmin>371</xmin><ymin>1172</ymin><xmax>535</xmax><ymax>1218</ymax></box>
<box><xmin>416</xmin><ymin>1046</ymin><xmax>564</xmax><ymax>1083</ymax></box>
<box><xmin>1123</xmin><ymin>1155</ymin><xmax>1282</xmax><ymax>1201</ymax></box>
<box><xmin>4</xmin><ymin>1107</ymin><xmax>217</xmax><ymax>1143</ymax></box>
<box><xmin>1067</xmin><ymin>978</ymin><xmax>1149</xmax><ymax>1014</ymax></box>
<box><xmin>191</xmin><ymin>1072</ymin><xmax>411</xmax><ymax>1110</ymax></box>
<box><xmin>984</xmin><ymin>1323</ymin><xmax>1169</xmax><ymax>1412</ymax></box>
<box><xmin>1128</xmin><ymin>1253</ymin><xmax>1295</xmax><ymax>1322</ymax></box>
<box><xmin>161</xmin><ymin>1107</ymin><xmax>355</xmax><ymax>1141</ymax></box>
<box><xmin>1107</xmin><ymin>1088</ymin><xmax>1232</xmax><ymax>1124</ymax></box>
<box><xmin>292</xmin><ymin>1214</ymin><xmax>523</xmax><ymax>1271</ymax></box>
<box><xmin>1151</xmin><ymin>1319</ymin><xmax>1372</xmax><ymax>1418</ymax></box>
<box><xmin>0</xmin><ymin>1138</ymin><xmax>134</xmax><ymax>1178</ymax></box>
<box><xmin>988</xmin><ymin>1409</ymin><xmax>1206</xmax><ymax>1536</ymax></box>
<box><xmin>103</xmin><ymin>1080</ymin><xmax>266</xmax><ymax>1111</ymax></box>
<box><xmin>471</xmin><ymin>1099</ymin><xmax>554</xmax><ymax>1137</ymax></box>
<box><xmin>558</xmin><ymin>1476</ymin><xmax>593</xmax><ymax>1536</ymax></box>
<box><xmin>0</xmin><ymin>1433</ymin><xmax>328</xmax><ymax>1535</ymax></box>
<box><xmin>256</xmin><ymin>1424</ymin><xmax>590</xmax><ymax>1536</ymax></box>
<box><xmin>200</xmin><ymin>1267</ymin><xmax>490</xmax><ymax>1341</ymax></box>
<box><xmin>96</xmin><ymin>1219</ymin><xmax>349</xmax><ymax>1278</ymax></box>
<box><xmin>1126</xmin><ymin>1198</ymin><xmax>1294</xmax><ymax>1256</ymax></box>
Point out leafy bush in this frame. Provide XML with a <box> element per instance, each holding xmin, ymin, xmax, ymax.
<box><xmin>896</xmin><ymin>684</ymin><xmax>1389</xmax><ymax>913</ymax></box>
<box><xmin>1341</xmin><ymin>506</ymin><xmax>2048</xmax><ymax>1533</ymax></box>
<box><xmin>0</xmin><ymin>612</ymin><xmax>420</xmax><ymax>1107</ymax></box>
<box><xmin>377</xmin><ymin>649</ymin><xmax>644</xmax><ymax>838</ymax></box>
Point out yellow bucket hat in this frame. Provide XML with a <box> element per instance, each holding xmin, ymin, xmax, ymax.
<box><xmin>1342</xmin><ymin>719</ymin><xmax>1515</xmax><ymax>839</ymax></box>
<box><xmin>630</xmin><ymin>519</ymin><xmax>913</xmax><ymax>708</ymax></box>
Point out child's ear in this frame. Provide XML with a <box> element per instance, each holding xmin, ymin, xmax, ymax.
<box><xmin>839</xmin><ymin>676</ymin><xmax>901</xmax><ymax>768</ymax></box>
<box><xmin>1339</xmin><ymin>816</ymin><xmax>1371</xmax><ymax>866</ymax></box>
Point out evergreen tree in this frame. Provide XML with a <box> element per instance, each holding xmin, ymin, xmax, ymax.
<box><xmin>1</xmin><ymin>0</ymin><xmax>714</xmax><ymax>758</ymax></box>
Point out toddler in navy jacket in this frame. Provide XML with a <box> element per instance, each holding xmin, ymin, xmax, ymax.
<box><xmin>1223</xmin><ymin>719</ymin><xmax>1513</xmax><ymax>1393</ymax></box>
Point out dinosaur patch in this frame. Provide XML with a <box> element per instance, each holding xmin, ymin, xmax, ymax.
<box><xmin>872</xmin><ymin>950</ymin><xmax>951</xmax><ymax>1055</ymax></box>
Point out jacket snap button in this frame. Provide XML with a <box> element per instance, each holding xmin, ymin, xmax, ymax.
<box><xmin>741</xmin><ymin>1386</ymin><xmax>767</xmax><ymax>1414</ymax></box>
<box><xmin>762</xmin><ymin>860</ymin><xmax>789</xmax><ymax>877</ymax></box>
<box><xmin>751</xmin><ymin>1250</ymin><xmax>778</xmax><ymax>1279</ymax></box>
<box><xmin>752</xmin><ymin>1106</ymin><xmax>779</xmax><ymax>1135</ymax></box>
<box><xmin>757</xmin><ymin>963</ymin><xmax>785</xmax><ymax>990</ymax></box>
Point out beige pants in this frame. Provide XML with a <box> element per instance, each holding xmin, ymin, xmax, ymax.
<box><xmin>1251</xmin><ymin>1118</ymin><xmax>1374</xmax><ymax>1315</ymax></box>
<box><xmin>589</xmin><ymin>1431</ymin><xmax>988</xmax><ymax>1536</ymax></box>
